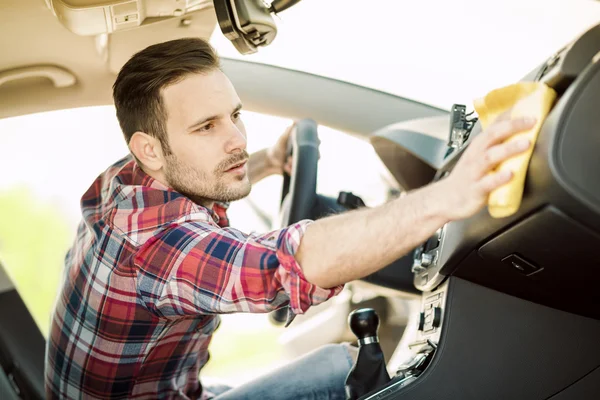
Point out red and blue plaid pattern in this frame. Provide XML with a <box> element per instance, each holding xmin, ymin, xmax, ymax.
<box><xmin>45</xmin><ymin>156</ymin><xmax>342</xmax><ymax>399</ymax></box>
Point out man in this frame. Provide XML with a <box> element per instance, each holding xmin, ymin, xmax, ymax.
<box><xmin>45</xmin><ymin>37</ymin><xmax>535</xmax><ymax>399</ymax></box>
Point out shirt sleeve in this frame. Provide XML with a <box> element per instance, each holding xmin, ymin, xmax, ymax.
<box><xmin>134</xmin><ymin>219</ymin><xmax>343</xmax><ymax>319</ymax></box>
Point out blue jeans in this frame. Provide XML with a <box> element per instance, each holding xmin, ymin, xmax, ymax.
<box><xmin>207</xmin><ymin>343</ymin><xmax>354</xmax><ymax>400</ymax></box>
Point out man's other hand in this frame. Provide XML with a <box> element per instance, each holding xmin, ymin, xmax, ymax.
<box><xmin>266</xmin><ymin>124</ymin><xmax>294</xmax><ymax>175</ymax></box>
<box><xmin>438</xmin><ymin>116</ymin><xmax>537</xmax><ymax>221</ymax></box>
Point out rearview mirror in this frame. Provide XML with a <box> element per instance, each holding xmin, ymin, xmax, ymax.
<box><xmin>213</xmin><ymin>0</ymin><xmax>302</xmax><ymax>54</ymax></box>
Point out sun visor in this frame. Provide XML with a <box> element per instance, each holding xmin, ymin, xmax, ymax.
<box><xmin>370</xmin><ymin>116</ymin><xmax>449</xmax><ymax>191</ymax></box>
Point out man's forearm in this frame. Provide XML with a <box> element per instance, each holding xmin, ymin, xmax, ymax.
<box><xmin>296</xmin><ymin>181</ymin><xmax>450</xmax><ymax>288</ymax></box>
<box><xmin>247</xmin><ymin>148</ymin><xmax>280</xmax><ymax>184</ymax></box>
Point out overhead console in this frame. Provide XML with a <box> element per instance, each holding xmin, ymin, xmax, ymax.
<box><xmin>44</xmin><ymin>0</ymin><xmax>215</xmax><ymax>35</ymax></box>
<box><xmin>372</xmin><ymin>22</ymin><xmax>600</xmax><ymax>321</ymax></box>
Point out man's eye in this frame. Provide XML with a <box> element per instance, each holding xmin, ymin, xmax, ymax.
<box><xmin>198</xmin><ymin>123</ymin><xmax>214</xmax><ymax>132</ymax></box>
<box><xmin>232</xmin><ymin>112</ymin><xmax>242</xmax><ymax>121</ymax></box>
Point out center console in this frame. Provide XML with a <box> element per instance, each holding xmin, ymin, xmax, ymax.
<box><xmin>362</xmin><ymin>281</ymin><xmax>450</xmax><ymax>399</ymax></box>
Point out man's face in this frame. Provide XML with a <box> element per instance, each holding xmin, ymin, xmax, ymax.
<box><xmin>160</xmin><ymin>70</ymin><xmax>250</xmax><ymax>205</ymax></box>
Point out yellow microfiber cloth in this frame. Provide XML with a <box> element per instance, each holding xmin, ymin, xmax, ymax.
<box><xmin>473</xmin><ymin>82</ymin><xmax>557</xmax><ymax>218</ymax></box>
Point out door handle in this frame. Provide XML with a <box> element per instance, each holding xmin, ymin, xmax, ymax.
<box><xmin>0</xmin><ymin>65</ymin><xmax>76</xmax><ymax>89</ymax></box>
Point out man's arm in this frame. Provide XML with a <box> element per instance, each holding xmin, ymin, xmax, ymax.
<box><xmin>297</xmin><ymin>116</ymin><xmax>536</xmax><ymax>288</ymax></box>
<box><xmin>134</xmin><ymin>218</ymin><xmax>342</xmax><ymax>319</ymax></box>
<box><xmin>247</xmin><ymin>148</ymin><xmax>282</xmax><ymax>184</ymax></box>
<box><xmin>247</xmin><ymin>125</ymin><xmax>293</xmax><ymax>184</ymax></box>
<box><xmin>297</xmin><ymin>181</ymin><xmax>448</xmax><ymax>288</ymax></box>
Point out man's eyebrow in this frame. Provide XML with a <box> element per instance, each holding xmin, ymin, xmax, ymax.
<box><xmin>232</xmin><ymin>103</ymin><xmax>243</xmax><ymax>114</ymax></box>
<box><xmin>188</xmin><ymin>114</ymin><xmax>218</xmax><ymax>131</ymax></box>
<box><xmin>187</xmin><ymin>103</ymin><xmax>243</xmax><ymax>131</ymax></box>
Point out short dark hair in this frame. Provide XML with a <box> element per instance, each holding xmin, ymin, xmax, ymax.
<box><xmin>112</xmin><ymin>37</ymin><xmax>220</xmax><ymax>155</ymax></box>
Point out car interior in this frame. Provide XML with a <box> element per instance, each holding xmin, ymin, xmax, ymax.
<box><xmin>1</xmin><ymin>0</ymin><xmax>600</xmax><ymax>399</ymax></box>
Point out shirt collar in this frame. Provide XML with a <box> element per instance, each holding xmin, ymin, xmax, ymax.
<box><xmin>131</xmin><ymin>161</ymin><xmax>171</xmax><ymax>191</ymax></box>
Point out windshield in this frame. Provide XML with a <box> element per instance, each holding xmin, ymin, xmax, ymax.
<box><xmin>211</xmin><ymin>0</ymin><xmax>600</xmax><ymax>110</ymax></box>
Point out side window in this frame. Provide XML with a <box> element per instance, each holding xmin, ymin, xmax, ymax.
<box><xmin>0</xmin><ymin>106</ymin><xmax>129</xmax><ymax>335</ymax></box>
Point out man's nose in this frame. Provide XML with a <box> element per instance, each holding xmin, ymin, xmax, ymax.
<box><xmin>224</xmin><ymin>123</ymin><xmax>247</xmax><ymax>154</ymax></box>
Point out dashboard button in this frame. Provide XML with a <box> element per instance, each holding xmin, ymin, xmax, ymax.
<box><xmin>502</xmin><ymin>254</ymin><xmax>543</xmax><ymax>276</ymax></box>
<box><xmin>411</xmin><ymin>258</ymin><xmax>426</xmax><ymax>273</ymax></box>
<box><xmin>421</xmin><ymin>252</ymin><xmax>435</xmax><ymax>267</ymax></box>
<box><xmin>432</xmin><ymin>307</ymin><xmax>442</xmax><ymax>328</ymax></box>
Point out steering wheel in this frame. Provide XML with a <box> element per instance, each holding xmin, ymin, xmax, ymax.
<box><xmin>270</xmin><ymin>118</ymin><xmax>320</xmax><ymax>325</ymax></box>
<box><xmin>278</xmin><ymin>118</ymin><xmax>320</xmax><ymax>226</ymax></box>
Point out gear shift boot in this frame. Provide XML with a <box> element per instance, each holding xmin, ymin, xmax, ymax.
<box><xmin>345</xmin><ymin>308</ymin><xmax>391</xmax><ymax>399</ymax></box>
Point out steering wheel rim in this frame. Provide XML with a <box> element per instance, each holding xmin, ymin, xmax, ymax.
<box><xmin>270</xmin><ymin>118</ymin><xmax>320</xmax><ymax>326</ymax></box>
<box><xmin>279</xmin><ymin>118</ymin><xmax>320</xmax><ymax>226</ymax></box>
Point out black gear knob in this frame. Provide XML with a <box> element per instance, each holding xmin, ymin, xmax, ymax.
<box><xmin>345</xmin><ymin>308</ymin><xmax>390</xmax><ymax>399</ymax></box>
<box><xmin>348</xmin><ymin>308</ymin><xmax>379</xmax><ymax>343</ymax></box>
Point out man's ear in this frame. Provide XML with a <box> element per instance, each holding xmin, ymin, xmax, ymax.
<box><xmin>129</xmin><ymin>132</ymin><xmax>164</xmax><ymax>172</ymax></box>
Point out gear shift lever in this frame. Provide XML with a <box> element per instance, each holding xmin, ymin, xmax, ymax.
<box><xmin>345</xmin><ymin>308</ymin><xmax>391</xmax><ymax>399</ymax></box>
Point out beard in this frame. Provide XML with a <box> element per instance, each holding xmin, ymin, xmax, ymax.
<box><xmin>164</xmin><ymin>150</ymin><xmax>251</xmax><ymax>206</ymax></box>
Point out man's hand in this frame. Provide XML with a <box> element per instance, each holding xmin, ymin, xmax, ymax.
<box><xmin>437</xmin><ymin>116</ymin><xmax>536</xmax><ymax>221</ymax></box>
<box><xmin>247</xmin><ymin>124</ymin><xmax>295</xmax><ymax>184</ymax></box>
<box><xmin>266</xmin><ymin>124</ymin><xmax>294</xmax><ymax>175</ymax></box>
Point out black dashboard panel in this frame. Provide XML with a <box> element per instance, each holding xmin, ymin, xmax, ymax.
<box><xmin>457</xmin><ymin>206</ymin><xmax>600</xmax><ymax>320</ymax></box>
<box><xmin>375</xmin><ymin>278</ymin><xmax>600</xmax><ymax>400</ymax></box>
<box><xmin>551</xmin><ymin>60</ymin><xmax>600</xmax><ymax>213</ymax></box>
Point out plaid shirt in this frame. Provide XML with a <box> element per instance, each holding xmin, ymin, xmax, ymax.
<box><xmin>45</xmin><ymin>156</ymin><xmax>342</xmax><ymax>399</ymax></box>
